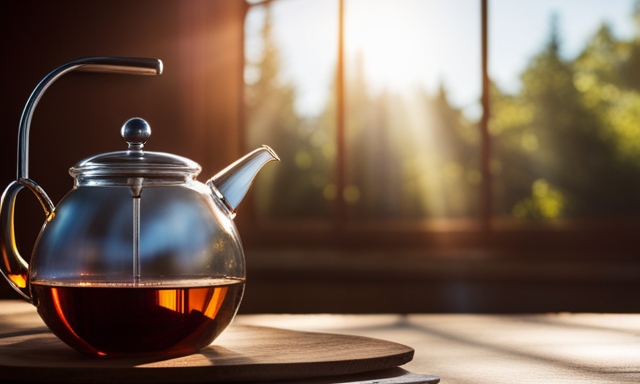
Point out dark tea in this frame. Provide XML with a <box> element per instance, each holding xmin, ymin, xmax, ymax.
<box><xmin>31</xmin><ymin>278</ymin><xmax>245</xmax><ymax>356</ymax></box>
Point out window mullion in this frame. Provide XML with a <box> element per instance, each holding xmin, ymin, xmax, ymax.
<box><xmin>336</xmin><ymin>0</ymin><xmax>347</xmax><ymax>228</ymax></box>
<box><xmin>480</xmin><ymin>0</ymin><xmax>492</xmax><ymax>230</ymax></box>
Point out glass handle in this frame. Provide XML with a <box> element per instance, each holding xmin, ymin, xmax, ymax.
<box><xmin>17</xmin><ymin>56</ymin><xmax>163</xmax><ymax>180</ymax></box>
<box><xmin>0</xmin><ymin>179</ymin><xmax>54</xmax><ymax>303</ymax></box>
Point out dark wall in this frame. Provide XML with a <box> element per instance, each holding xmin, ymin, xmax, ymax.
<box><xmin>0</xmin><ymin>0</ymin><xmax>246</xmax><ymax>298</ymax></box>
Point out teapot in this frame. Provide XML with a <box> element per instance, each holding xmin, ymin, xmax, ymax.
<box><xmin>0</xmin><ymin>57</ymin><xmax>279</xmax><ymax>356</ymax></box>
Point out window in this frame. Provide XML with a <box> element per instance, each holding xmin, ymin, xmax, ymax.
<box><xmin>242</xmin><ymin>0</ymin><xmax>640</xmax><ymax>249</ymax></box>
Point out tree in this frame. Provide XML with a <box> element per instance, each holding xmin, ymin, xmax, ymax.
<box><xmin>342</xmin><ymin>52</ymin><xmax>480</xmax><ymax>219</ymax></box>
<box><xmin>245</xmin><ymin>6</ymin><xmax>332</xmax><ymax>219</ymax></box>
<box><xmin>492</xmin><ymin>12</ymin><xmax>640</xmax><ymax>219</ymax></box>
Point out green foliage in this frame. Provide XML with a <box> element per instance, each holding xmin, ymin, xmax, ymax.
<box><xmin>512</xmin><ymin>179</ymin><xmax>566</xmax><ymax>219</ymax></box>
<box><xmin>493</xmin><ymin>12</ymin><xmax>640</xmax><ymax>219</ymax></box>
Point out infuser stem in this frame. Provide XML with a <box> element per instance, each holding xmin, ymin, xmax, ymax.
<box><xmin>133</xmin><ymin>196</ymin><xmax>141</xmax><ymax>284</ymax></box>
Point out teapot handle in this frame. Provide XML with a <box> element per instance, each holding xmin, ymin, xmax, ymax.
<box><xmin>0</xmin><ymin>179</ymin><xmax>55</xmax><ymax>302</ymax></box>
<box><xmin>18</xmin><ymin>56</ymin><xmax>163</xmax><ymax>180</ymax></box>
<box><xmin>1</xmin><ymin>57</ymin><xmax>163</xmax><ymax>301</ymax></box>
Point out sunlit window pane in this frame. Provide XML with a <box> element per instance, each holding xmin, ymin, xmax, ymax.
<box><xmin>490</xmin><ymin>0</ymin><xmax>640</xmax><ymax>219</ymax></box>
<box><xmin>245</xmin><ymin>0</ymin><xmax>338</xmax><ymax>220</ymax></box>
<box><xmin>344</xmin><ymin>0</ymin><xmax>482</xmax><ymax>219</ymax></box>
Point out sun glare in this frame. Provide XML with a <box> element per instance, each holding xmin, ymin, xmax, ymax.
<box><xmin>345</xmin><ymin>0</ymin><xmax>425</xmax><ymax>92</ymax></box>
<box><xmin>344</xmin><ymin>0</ymin><xmax>481</xmax><ymax>114</ymax></box>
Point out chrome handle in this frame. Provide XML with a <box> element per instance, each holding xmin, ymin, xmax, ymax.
<box><xmin>17</xmin><ymin>56</ymin><xmax>163</xmax><ymax>180</ymax></box>
<box><xmin>3</xmin><ymin>56</ymin><xmax>162</xmax><ymax>302</ymax></box>
<box><xmin>0</xmin><ymin>179</ymin><xmax>54</xmax><ymax>302</ymax></box>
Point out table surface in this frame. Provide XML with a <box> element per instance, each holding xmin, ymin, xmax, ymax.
<box><xmin>2</xmin><ymin>301</ymin><xmax>640</xmax><ymax>383</ymax></box>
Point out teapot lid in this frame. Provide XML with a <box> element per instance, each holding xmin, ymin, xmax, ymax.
<box><xmin>69</xmin><ymin>118</ymin><xmax>201</xmax><ymax>187</ymax></box>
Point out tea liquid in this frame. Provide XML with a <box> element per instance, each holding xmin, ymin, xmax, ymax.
<box><xmin>31</xmin><ymin>278</ymin><xmax>245</xmax><ymax>356</ymax></box>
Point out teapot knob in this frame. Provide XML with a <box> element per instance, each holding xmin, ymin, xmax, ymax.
<box><xmin>121</xmin><ymin>118</ymin><xmax>151</xmax><ymax>150</ymax></box>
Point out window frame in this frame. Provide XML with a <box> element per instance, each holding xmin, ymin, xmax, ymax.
<box><xmin>239</xmin><ymin>0</ymin><xmax>640</xmax><ymax>257</ymax></box>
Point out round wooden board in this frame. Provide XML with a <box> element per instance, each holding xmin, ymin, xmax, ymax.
<box><xmin>0</xmin><ymin>324</ymin><xmax>414</xmax><ymax>383</ymax></box>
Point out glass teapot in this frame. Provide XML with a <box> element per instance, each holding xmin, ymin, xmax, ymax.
<box><xmin>0</xmin><ymin>57</ymin><xmax>279</xmax><ymax>356</ymax></box>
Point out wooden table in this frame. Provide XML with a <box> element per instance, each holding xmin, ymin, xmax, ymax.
<box><xmin>2</xmin><ymin>301</ymin><xmax>640</xmax><ymax>383</ymax></box>
<box><xmin>236</xmin><ymin>313</ymin><xmax>640</xmax><ymax>384</ymax></box>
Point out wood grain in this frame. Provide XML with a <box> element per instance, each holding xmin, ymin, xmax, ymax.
<box><xmin>0</xmin><ymin>324</ymin><xmax>414</xmax><ymax>383</ymax></box>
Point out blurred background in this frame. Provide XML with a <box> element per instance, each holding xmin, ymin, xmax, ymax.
<box><xmin>1</xmin><ymin>0</ymin><xmax>639</xmax><ymax>313</ymax></box>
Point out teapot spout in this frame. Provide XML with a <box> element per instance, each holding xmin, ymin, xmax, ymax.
<box><xmin>207</xmin><ymin>146</ymin><xmax>280</xmax><ymax>215</ymax></box>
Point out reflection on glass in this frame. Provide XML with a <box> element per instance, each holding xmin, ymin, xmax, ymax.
<box><xmin>490</xmin><ymin>0</ymin><xmax>640</xmax><ymax>219</ymax></box>
<box><xmin>344</xmin><ymin>0</ymin><xmax>481</xmax><ymax>219</ymax></box>
<box><xmin>245</xmin><ymin>0</ymin><xmax>338</xmax><ymax>220</ymax></box>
